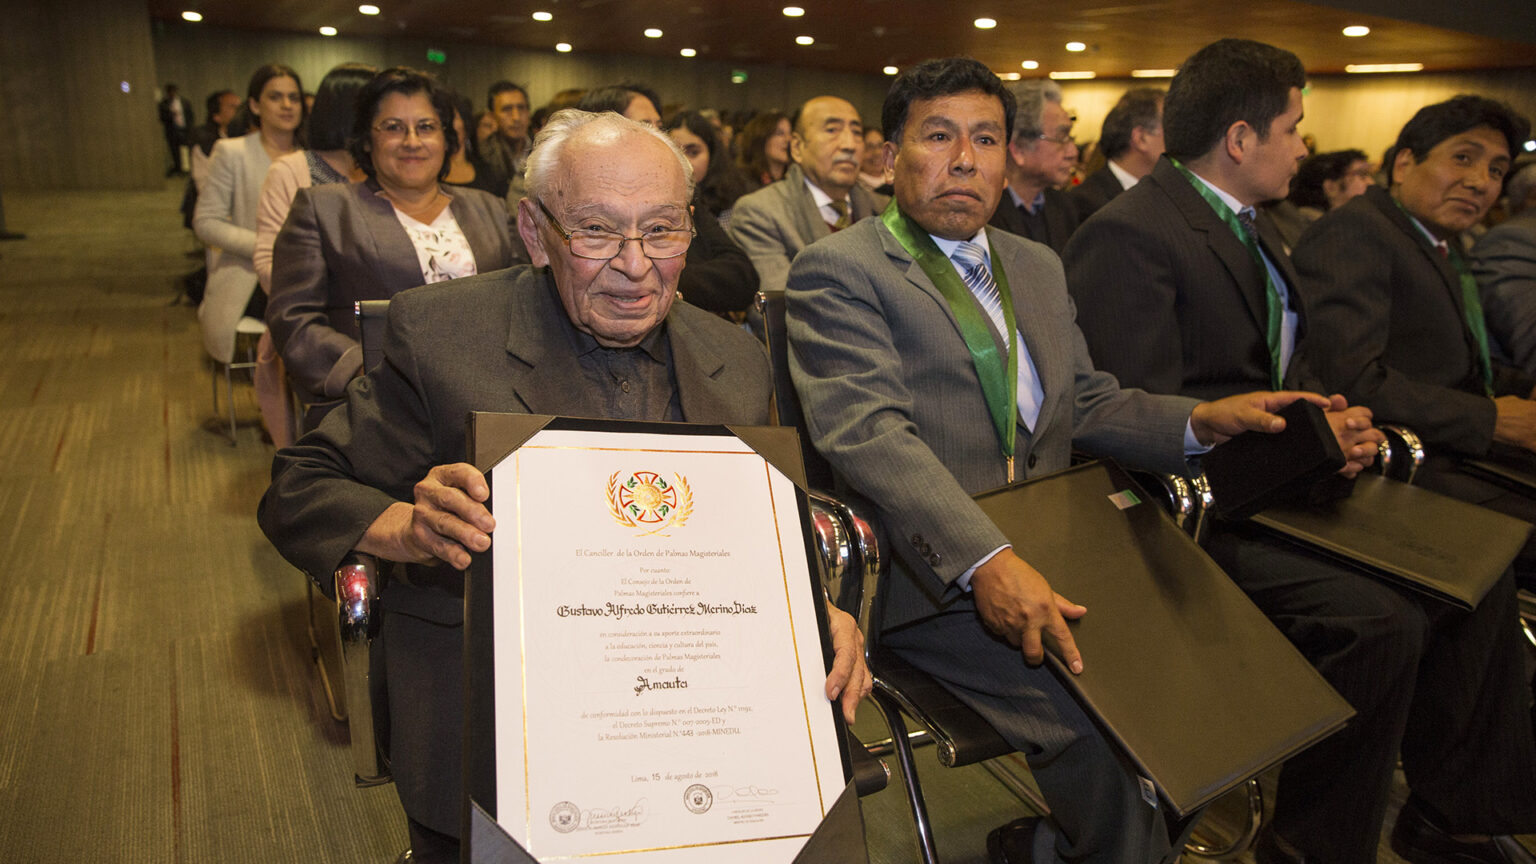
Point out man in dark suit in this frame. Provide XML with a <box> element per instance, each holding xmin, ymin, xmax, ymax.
<box><xmin>729</xmin><ymin>95</ymin><xmax>885</xmax><ymax>294</ymax></box>
<box><xmin>789</xmin><ymin>56</ymin><xmax>1347</xmax><ymax>864</ymax></box>
<box><xmin>987</xmin><ymin>80</ymin><xmax>1079</xmax><ymax>253</ymax></box>
<box><xmin>1477</xmin><ymin>167</ymin><xmax>1536</xmax><ymax>374</ymax></box>
<box><xmin>1068</xmin><ymin>87</ymin><xmax>1164</xmax><ymax>222</ymax></box>
<box><xmin>1066</xmin><ymin>41</ymin><xmax>1536</xmax><ymax>864</ymax></box>
<box><xmin>259</xmin><ymin>111</ymin><xmax>871</xmax><ymax>864</ymax></box>
<box><xmin>157</xmin><ymin>83</ymin><xmax>194</xmax><ymax>176</ymax></box>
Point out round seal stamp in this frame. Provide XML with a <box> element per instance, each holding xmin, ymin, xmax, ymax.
<box><xmin>549</xmin><ymin>801</ymin><xmax>581</xmax><ymax>833</ymax></box>
<box><xmin>683</xmin><ymin>783</ymin><xmax>713</xmax><ymax>814</ymax></box>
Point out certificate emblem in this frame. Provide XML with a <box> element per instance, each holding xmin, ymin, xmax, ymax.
<box><xmin>683</xmin><ymin>783</ymin><xmax>713</xmax><ymax>814</ymax></box>
<box><xmin>549</xmin><ymin>800</ymin><xmax>581</xmax><ymax>833</ymax></box>
<box><xmin>607</xmin><ymin>470</ymin><xmax>693</xmax><ymax>537</ymax></box>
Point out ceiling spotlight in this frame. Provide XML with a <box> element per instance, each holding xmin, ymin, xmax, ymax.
<box><xmin>644</xmin><ymin>27</ymin><xmax>663</xmax><ymax>38</ymax></box>
<box><xmin>1342</xmin><ymin>25</ymin><xmax>1370</xmax><ymax>37</ymax></box>
<box><xmin>883</xmin><ymin>65</ymin><xmax>899</xmax><ymax>76</ymax></box>
<box><xmin>1049</xmin><ymin>70</ymin><xmax>1096</xmax><ymax>80</ymax></box>
<box><xmin>531</xmin><ymin>11</ymin><xmax>552</xmax><ymax>21</ymax></box>
<box><xmin>1131</xmin><ymin>68</ymin><xmax>1177</xmax><ymax>78</ymax></box>
<box><xmin>974</xmin><ymin>17</ymin><xmax>997</xmax><ymax>29</ymax></box>
<box><xmin>181</xmin><ymin>10</ymin><xmax>203</xmax><ymax>21</ymax></box>
<box><xmin>796</xmin><ymin>35</ymin><xmax>814</xmax><ymax>45</ymax></box>
<box><xmin>1345</xmin><ymin>62</ymin><xmax>1423</xmax><ymax>73</ymax></box>
<box><xmin>357</xmin><ymin>4</ymin><xmax>380</xmax><ymax>14</ymax></box>
<box><xmin>1525</xmin><ymin>140</ymin><xmax>1536</xmax><ymax>153</ymax></box>
<box><xmin>1021</xmin><ymin>60</ymin><xmax>1039</xmax><ymax>70</ymax></box>
<box><xmin>319</xmin><ymin>25</ymin><xmax>338</xmax><ymax>35</ymax></box>
<box><xmin>680</xmin><ymin>48</ymin><xmax>697</xmax><ymax>57</ymax></box>
<box><xmin>782</xmin><ymin>6</ymin><xmax>805</xmax><ymax>15</ymax></box>
<box><xmin>1065</xmin><ymin>41</ymin><xmax>1086</xmax><ymax>52</ymax></box>
<box><xmin>998</xmin><ymin>72</ymin><xmax>1021</xmax><ymax>81</ymax></box>
<box><xmin>555</xmin><ymin>42</ymin><xmax>572</xmax><ymax>52</ymax></box>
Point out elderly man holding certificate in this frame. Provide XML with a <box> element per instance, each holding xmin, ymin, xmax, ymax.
<box><xmin>258</xmin><ymin>110</ymin><xmax>872</xmax><ymax>864</ymax></box>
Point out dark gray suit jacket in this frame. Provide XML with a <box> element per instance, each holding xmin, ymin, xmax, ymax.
<box><xmin>259</xmin><ymin>266</ymin><xmax>773</xmax><ymax>625</ymax></box>
<box><xmin>1475</xmin><ymin>208</ymin><xmax>1536</xmax><ymax>376</ymax></box>
<box><xmin>1067</xmin><ymin>166</ymin><xmax>1126</xmax><ymax>223</ymax></box>
<box><xmin>267</xmin><ymin>179</ymin><xmax>519</xmax><ymax>404</ymax></box>
<box><xmin>1293</xmin><ymin>185</ymin><xmax>1536</xmax><ymax>457</ymax></box>
<box><xmin>728</xmin><ymin>163</ymin><xmax>884</xmax><ymax>295</ymax></box>
<box><xmin>787</xmin><ymin>216</ymin><xmax>1195</xmax><ymax>630</ymax></box>
<box><xmin>988</xmin><ymin>185</ymin><xmax>1079</xmax><ymax>254</ymax></box>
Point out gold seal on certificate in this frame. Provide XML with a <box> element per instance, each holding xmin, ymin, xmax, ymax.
<box><xmin>486</xmin><ymin>427</ymin><xmax>847</xmax><ymax>862</ymax></box>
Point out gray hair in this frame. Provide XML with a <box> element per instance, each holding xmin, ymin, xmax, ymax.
<box><xmin>525</xmin><ymin>109</ymin><xmax>695</xmax><ymax>203</ymax></box>
<box><xmin>1507</xmin><ymin>161</ymin><xmax>1536</xmax><ymax>215</ymax></box>
<box><xmin>1010</xmin><ymin>80</ymin><xmax>1064</xmax><ymax>143</ymax></box>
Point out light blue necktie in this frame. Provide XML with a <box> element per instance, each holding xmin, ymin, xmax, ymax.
<box><xmin>953</xmin><ymin>242</ymin><xmax>1009</xmax><ymax>351</ymax></box>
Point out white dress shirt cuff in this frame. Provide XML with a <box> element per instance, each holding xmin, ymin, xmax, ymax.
<box><xmin>957</xmin><ymin>545</ymin><xmax>1010</xmax><ymax>592</ymax></box>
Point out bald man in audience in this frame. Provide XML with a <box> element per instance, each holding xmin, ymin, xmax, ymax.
<box><xmin>728</xmin><ymin>95</ymin><xmax>884</xmax><ymax>294</ymax></box>
<box><xmin>988</xmin><ymin>80</ymin><xmax>1081</xmax><ymax>253</ymax></box>
<box><xmin>1069</xmin><ymin>87</ymin><xmax>1164</xmax><ymax>221</ymax></box>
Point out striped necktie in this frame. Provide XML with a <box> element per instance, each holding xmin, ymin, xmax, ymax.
<box><xmin>828</xmin><ymin>199</ymin><xmax>851</xmax><ymax>230</ymax></box>
<box><xmin>953</xmin><ymin>242</ymin><xmax>1009</xmax><ymax>351</ymax></box>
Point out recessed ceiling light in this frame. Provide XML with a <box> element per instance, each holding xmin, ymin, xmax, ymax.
<box><xmin>883</xmin><ymin>65</ymin><xmax>899</xmax><ymax>76</ymax></box>
<box><xmin>1131</xmin><ymin>68</ymin><xmax>1177</xmax><ymax>78</ymax></box>
<box><xmin>1525</xmin><ymin>140</ymin><xmax>1536</xmax><ymax>153</ymax></box>
<box><xmin>974</xmin><ymin>17</ymin><xmax>997</xmax><ymax>29</ymax></box>
<box><xmin>555</xmin><ymin>42</ymin><xmax>572</xmax><ymax>52</ymax></box>
<box><xmin>782</xmin><ymin>5</ymin><xmax>805</xmax><ymax>15</ymax></box>
<box><xmin>680</xmin><ymin>48</ymin><xmax>697</xmax><ymax>57</ymax></box>
<box><xmin>181</xmin><ymin>10</ymin><xmax>202</xmax><ymax>21</ymax></box>
<box><xmin>1345</xmin><ymin>62</ymin><xmax>1422</xmax><ymax>73</ymax></box>
<box><xmin>531</xmin><ymin>11</ymin><xmax>552</xmax><ymax>21</ymax></box>
<box><xmin>319</xmin><ymin>25</ymin><xmax>337</xmax><ymax>35</ymax></box>
<box><xmin>644</xmin><ymin>27</ymin><xmax>663</xmax><ymax>38</ymax></box>
<box><xmin>357</xmin><ymin>4</ymin><xmax>380</xmax><ymax>14</ymax></box>
<box><xmin>1049</xmin><ymin>70</ymin><xmax>1096</xmax><ymax>80</ymax></box>
<box><xmin>795</xmin><ymin>35</ymin><xmax>814</xmax><ymax>45</ymax></box>
<box><xmin>1021</xmin><ymin>60</ymin><xmax>1039</xmax><ymax>70</ymax></box>
<box><xmin>1342</xmin><ymin>25</ymin><xmax>1370</xmax><ymax>37</ymax></box>
<box><xmin>998</xmin><ymin>72</ymin><xmax>1021</xmax><ymax>81</ymax></box>
<box><xmin>1065</xmin><ymin>41</ymin><xmax>1086</xmax><ymax>52</ymax></box>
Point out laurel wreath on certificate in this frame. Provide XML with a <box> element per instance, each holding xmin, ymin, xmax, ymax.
<box><xmin>607</xmin><ymin>470</ymin><xmax>693</xmax><ymax>536</ymax></box>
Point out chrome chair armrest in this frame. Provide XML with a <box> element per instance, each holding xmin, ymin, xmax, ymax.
<box><xmin>334</xmin><ymin>552</ymin><xmax>390</xmax><ymax>786</ymax></box>
<box><xmin>1376</xmin><ymin>424</ymin><xmax>1425</xmax><ymax>484</ymax></box>
<box><xmin>806</xmin><ymin>490</ymin><xmax>884</xmax><ymax>656</ymax></box>
<box><xmin>1125</xmin><ymin>468</ymin><xmax>1212</xmax><ymax>546</ymax></box>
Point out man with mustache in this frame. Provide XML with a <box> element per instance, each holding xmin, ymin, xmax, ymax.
<box><xmin>988</xmin><ymin>80</ymin><xmax>1081</xmax><ymax>254</ymax></box>
<box><xmin>729</xmin><ymin>95</ymin><xmax>884</xmax><ymax>295</ymax></box>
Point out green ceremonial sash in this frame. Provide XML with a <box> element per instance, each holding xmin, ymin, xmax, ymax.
<box><xmin>1170</xmin><ymin>159</ymin><xmax>1284</xmax><ymax>389</ymax></box>
<box><xmin>881</xmin><ymin>199</ymin><xmax>1019</xmax><ymax>473</ymax></box>
<box><xmin>1391</xmin><ymin>197</ymin><xmax>1494</xmax><ymax>396</ymax></box>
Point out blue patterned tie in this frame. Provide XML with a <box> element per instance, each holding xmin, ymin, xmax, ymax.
<box><xmin>953</xmin><ymin>242</ymin><xmax>1009</xmax><ymax>351</ymax></box>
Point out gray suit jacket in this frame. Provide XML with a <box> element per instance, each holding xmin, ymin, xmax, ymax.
<box><xmin>728</xmin><ymin>163</ymin><xmax>883</xmax><ymax>295</ymax></box>
<box><xmin>267</xmin><ymin>179</ymin><xmax>518</xmax><ymax>403</ymax></box>
<box><xmin>786</xmin><ymin>216</ymin><xmax>1196</xmax><ymax>630</ymax></box>
<box><xmin>1475</xmin><ymin>209</ymin><xmax>1536</xmax><ymax>376</ymax></box>
<box><xmin>259</xmin><ymin>265</ymin><xmax>772</xmax><ymax>625</ymax></box>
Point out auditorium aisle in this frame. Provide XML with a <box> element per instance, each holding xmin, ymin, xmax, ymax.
<box><xmin>0</xmin><ymin>181</ymin><xmax>1516</xmax><ymax>863</ymax></box>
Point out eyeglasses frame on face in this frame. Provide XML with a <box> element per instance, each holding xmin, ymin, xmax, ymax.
<box><xmin>536</xmin><ymin>198</ymin><xmax>695</xmax><ymax>261</ymax></box>
<box><xmin>373</xmin><ymin>119</ymin><xmax>444</xmax><ymax>141</ymax></box>
<box><xmin>1035</xmin><ymin>131</ymin><xmax>1076</xmax><ymax>147</ymax></box>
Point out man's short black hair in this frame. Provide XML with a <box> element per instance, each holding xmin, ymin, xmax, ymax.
<box><xmin>350</xmin><ymin>67</ymin><xmax>460</xmax><ymax>181</ymax></box>
<box><xmin>1388</xmin><ymin>95</ymin><xmax>1531</xmax><ymax>185</ymax></box>
<box><xmin>487</xmin><ymin>80</ymin><xmax>528</xmax><ymax>111</ymax></box>
<box><xmin>578</xmin><ymin>83</ymin><xmax>662</xmax><ymax>120</ymax></box>
<box><xmin>1288</xmin><ymin>149</ymin><xmax>1367</xmax><ymax>210</ymax></box>
<box><xmin>204</xmin><ymin>89</ymin><xmax>234</xmax><ymax>118</ymax></box>
<box><xmin>1163</xmin><ymin>39</ymin><xmax>1305</xmax><ymax>162</ymax></box>
<box><xmin>1099</xmin><ymin>88</ymin><xmax>1164</xmax><ymax>160</ymax></box>
<box><xmin>882</xmin><ymin>57</ymin><xmax>1015</xmax><ymax>145</ymax></box>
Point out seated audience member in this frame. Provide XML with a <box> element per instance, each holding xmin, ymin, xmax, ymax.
<box><xmin>190</xmin><ymin>90</ymin><xmax>241</xmax><ymax>194</ymax></box>
<box><xmin>730</xmin><ymin>95</ymin><xmax>882</xmax><ymax>295</ymax></box>
<box><xmin>788</xmin><ymin>56</ymin><xmax>1350</xmax><ymax>864</ymax></box>
<box><xmin>1064</xmin><ymin>40</ymin><xmax>1536</xmax><ymax>864</ymax></box>
<box><xmin>577</xmin><ymin>83</ymin><xmax>663</xmax><ymax>128</ymax></box>
<box><xmin>267</xmin><ymin>67</ymin><xmax>518</xmax><ymax>431</ymax></box>
<box><xmin>251</xmin><ymin>62</ymin><xmax>375</xmax><ymax>447</ymax></box>
<box><xmin>1267</xmin><ymin>148</ymin><xmax>1372</xmax><ymax>251</ymax></box>
<box><xmin>857</xmin><ymin>126</ymin><xmax>890</xmax><ymax>195</ymax></box>
<box><xmin>735</xmin><ymin>111</ymin><xmax>792</xmax><ymax>189</ymax></box>
<box><xmin>481</xmin><ymin>80</ymin><xmax>532</xmax><ymax>204</ymax></box>
<box><xmin>193</xmin><ymin>64</ymin><xmax>304</xmax><ymax>370</ymax></box>
<box><xmin>988</xmin><ymin>80</ymin><xmax>1081</xmax><ymax>253</ymax></box>
<box><xmin>1291</xmin><ymin>97</ymin><xmax>1536</xmax><ymax>563</ymax></box>
<box><xmin>259</xmin><ymin>110</ymin><xmax>871</xmax><ymax>864</ymax></box>
<box><xmin>1068</xmin><ymin>87</ymin><xmax>1164</xmax><ymax>222</ymax></box>
<box><xmin>662</xmin><ymin>110</ymin><xmax>760</xmax><ymax>316</ymax></box>
<box><xmin>472</xmin><ymin>109</ymin><xmax>497</xmax><ymax>149</ymax></box>
<box><xmin>443</xmin><ymin>92</ymin><xmax>508</xmax><ymax>197</ymax></box>
<box><xmin>1477</xmin><ymin>160</ymin><xmax>1536</xmax><ymax>374</ymax></box>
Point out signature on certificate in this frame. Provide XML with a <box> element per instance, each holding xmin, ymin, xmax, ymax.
<box><xmin>717</xmin><ymin>784</ymin><xmax>781</xmax><ymax>804</ymax></box>
<box><xmin>583</xmin><ymin>798</ymin><xmax>650</xmax><ymax>830</ymax></box>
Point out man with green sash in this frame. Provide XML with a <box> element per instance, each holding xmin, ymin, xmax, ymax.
<box><xmin>1065</xmin><ymin>41</ymin><xmax>1536</xmax><ymax>864</ymax></box>
<box><xmin>786</xmin><ymin>56</ymin><xmax>1347</xmax><ymax>864</ymax></box>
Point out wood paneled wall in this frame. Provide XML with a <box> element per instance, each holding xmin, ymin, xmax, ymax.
<box><xmin>0</xmin><ymin>0</ymin><xmax>162</xmax><ymax>190</ymax></box>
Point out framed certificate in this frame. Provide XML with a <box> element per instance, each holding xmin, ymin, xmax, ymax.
<box><xmin>463</xmin><ymin>416</ymin><xmax>854</xmax><ymax>863</ymax></box>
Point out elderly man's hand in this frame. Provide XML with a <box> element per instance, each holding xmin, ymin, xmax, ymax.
<box><xmin>359</xmin><ymin>463</ymin><xmax>495</xmax><ymax>570</ymax></box>
<box><xmin>824</xmin><ymin>601</ymin><xmax>872</xmax><ymax>724</ymax></box>
<box><xmin>1188</xmin><ymin>390</ymin><xmax>1335</xmax><ymax>446</ymax></box>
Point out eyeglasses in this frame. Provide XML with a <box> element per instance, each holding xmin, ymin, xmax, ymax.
<box><xmin>1036</xmin><ymin>131</ymin><xmax>1076</xmax><ymax>146</ymax></box>
<box><xmin>374</xmin><ymin>119</ymin><xmax>443</xmax><ymax>140</ymax></box>
<box><xmin>536</xmin><ymin>199</ymin><xmax>694</xmax><ymax>260</ymax></box>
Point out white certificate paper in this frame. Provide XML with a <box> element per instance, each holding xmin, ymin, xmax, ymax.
<box><xmin>490</xmin><ymin>428</ymin><xmax>846</xmax><ymax>862</ymax></box>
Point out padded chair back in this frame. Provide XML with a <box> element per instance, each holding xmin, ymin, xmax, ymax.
<box><xmin>355</xmin><ymin>300</ymin><xmax>391</xmax><ymax>374</ymax></box>
<box><xmin>760</xmin><ymin>291</ymin><xmax>836</xmax><ymax>489</ymax></box>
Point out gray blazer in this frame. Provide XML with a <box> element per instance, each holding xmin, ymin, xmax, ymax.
<box><xmin>1475</xmin><ymin>209</ymin><xmax>1536</xmax><ymax>376</ymax></box>
<box><xmin>728</xmin><ymin>163</ymin><xmax>884</xmax><ymax>295</ymax></box>
<box><xmin>786</xmin><ymin>216</ymin><xmax>1195</xmax><ymax>630</ymax></box>
<box><xmin>267</xmin><ymin>179</ymin><xmax>518</xmax><ymax>404</ymax></box>
<box><xmin>192</xmin><ymin>132</ymin><xmax>271</xmax><ymax>362</ymax></box>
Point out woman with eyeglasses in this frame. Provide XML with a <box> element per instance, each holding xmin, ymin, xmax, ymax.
<box><xmin>268</xmin><ymin>66</ymin><xmax>518</xmax><ymax>431</ymax></box>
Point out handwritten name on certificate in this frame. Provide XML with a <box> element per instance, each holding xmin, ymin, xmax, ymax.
<box><xmin>490</xmin><ymin>429</ymin><xmax>845</xmax><ymax>862</ymax></box>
